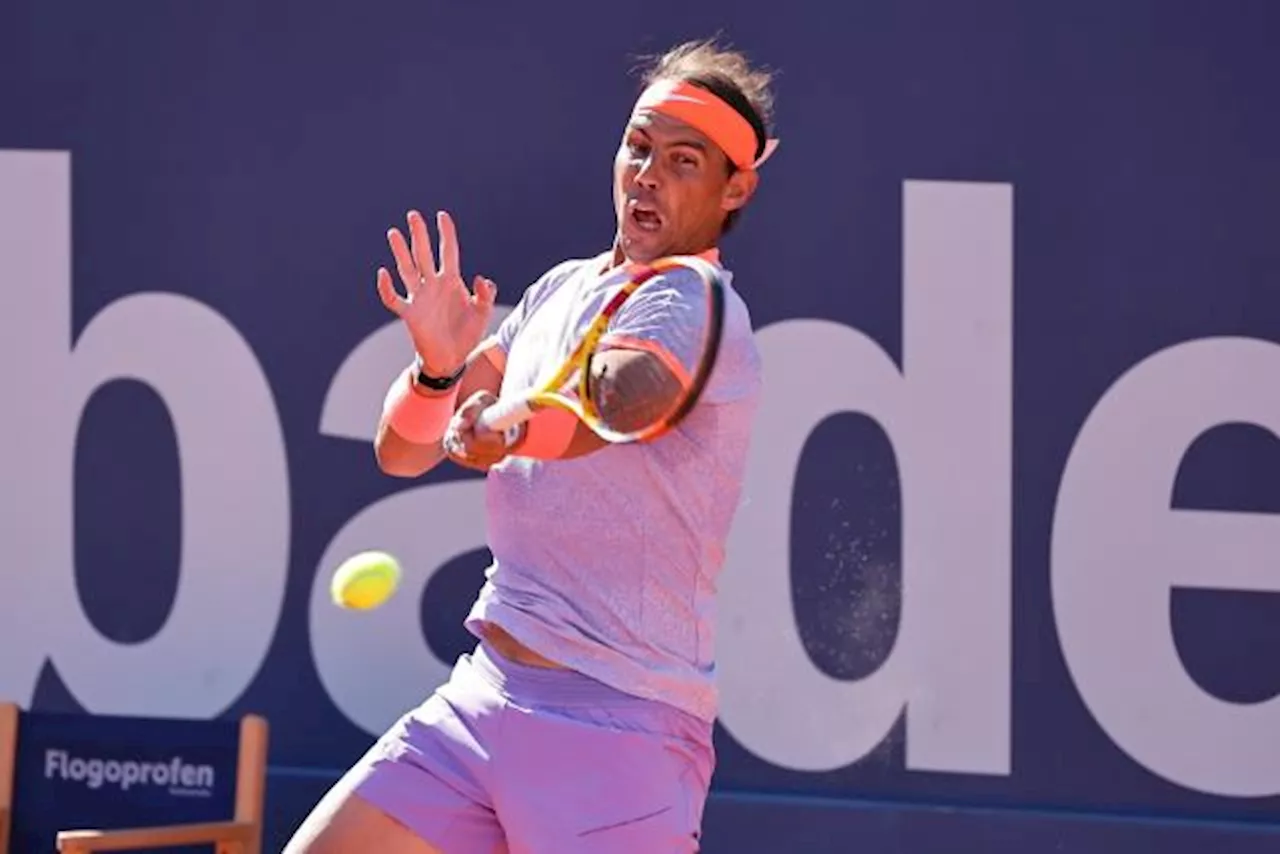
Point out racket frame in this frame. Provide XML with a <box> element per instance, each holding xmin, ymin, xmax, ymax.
<box><xmin>476</xmin><ymin>256</ymin><xmax>726</xmax><ymax>444</ymax></box>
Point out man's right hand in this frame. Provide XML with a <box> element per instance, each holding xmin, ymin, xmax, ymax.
<box><xmin>376</xmin><ymin>209</ymin><xmax>498</xmax><ymax>377</ymax></box>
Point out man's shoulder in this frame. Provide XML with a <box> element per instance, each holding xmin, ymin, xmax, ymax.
<box><xmin>715</xmin><ymin>269</ymin><xmax>765</xmax><ymax>394</ymax></box>
<box><xmin>709</xmin><ymin>267</ymin><xmax>757</xmax><ymax>344</ymax></box>
<box><xmin>537</xmin><ymin>252</ymin><xmax>611</xmax><ymax>286</ymax></box>
<box><xmin>516</xmin><ymin>253</ymin><xmax>607</xmax><ymax>304</ymax></box>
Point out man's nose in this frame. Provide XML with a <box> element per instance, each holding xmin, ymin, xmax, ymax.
<box><xmin>634</xmin><ymin>154</ymin><xmax>662</xmax><ymax>189</ymax></box>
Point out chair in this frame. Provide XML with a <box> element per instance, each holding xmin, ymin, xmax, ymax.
<box><xmin>0</xmin><ymin>704</ymin><xmax>15</xmax><ymax>854</ymax></box>
<box><xmin>0</xmin><ymin>702</ymin><xmax>267</xmax><ymax>854</ymax></box>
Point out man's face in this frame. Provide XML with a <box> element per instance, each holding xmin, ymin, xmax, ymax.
<box><xmin>612</xmin><ymin>109</ymin><xmax>757</xmax><ymax>263</ymax></box>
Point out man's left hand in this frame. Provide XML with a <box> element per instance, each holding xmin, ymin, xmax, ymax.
<box><xmin>443</xmin><ymin>390</ymin><xmax>511</xmax><ymax>472</ymax></box>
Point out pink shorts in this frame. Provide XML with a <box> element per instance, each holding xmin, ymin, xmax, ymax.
<box><xmin>344</xmin><ymin>640</ymin><xmax>715</xmax><ymax>853</ymax></box>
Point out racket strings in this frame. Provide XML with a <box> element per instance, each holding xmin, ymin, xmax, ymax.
<box><xmin>587</xmin><ymin>357</ymin><xmax>684</xmax><ymax>435</ymax></box>
<box><xmin>477</xmin><ymin>259</ymin><xmax>725</xmax><ymax>444</ymax></box>
<box><xmin>584</xmin><ymin>278</ymin><xmax>716</xmax><ymax>437</ymax></box>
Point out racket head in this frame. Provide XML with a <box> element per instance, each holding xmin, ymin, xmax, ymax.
<box><xmin>575</xmin><ymin>255</ymin><xmax>727</xmax><ymax>443</ymax></box>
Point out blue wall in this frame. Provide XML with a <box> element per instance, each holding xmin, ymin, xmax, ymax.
<box><xmin>3</xmin><ymin>1</ymin><xmax>1280</xmax><ymax>850</ymax></box>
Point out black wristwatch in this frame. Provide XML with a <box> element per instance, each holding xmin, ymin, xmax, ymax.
<box><xmin>413</xmin><ymin>355</ymin><xmax>466</xmax><ymax>391</ymax></box>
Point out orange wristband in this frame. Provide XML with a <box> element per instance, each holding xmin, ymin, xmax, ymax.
<box><xmin>510</xmin><ymin>407</ymin><xmax>579</xmax><ymax>459</ymax></box>
<box><xmin>382</xmin><ymin>366</ymin><xmax>459</xmax><ymax>445</ymax></box>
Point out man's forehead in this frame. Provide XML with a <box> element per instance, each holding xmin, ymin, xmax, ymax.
<box><xmin>627</xmin><ymin>110</ymin><xmax>712</xmax><ymax>146</ymax></box>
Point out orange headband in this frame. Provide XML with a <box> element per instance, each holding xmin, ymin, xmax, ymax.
<box><xmin>632</xmin><ymin>79</ymin><xmax>780</xmax><ymax>171</ymax></box>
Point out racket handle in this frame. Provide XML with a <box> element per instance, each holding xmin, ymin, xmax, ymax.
<box><xmin>476</xmin><ymin>396</ymin><xmax>534</xmax><ymax>434</ymax></box>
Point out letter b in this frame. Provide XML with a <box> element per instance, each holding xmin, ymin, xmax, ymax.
<box><xmin>0</xmin><ymin>150</ymin><xmax>290</xmax><ymax>717</ymax></box>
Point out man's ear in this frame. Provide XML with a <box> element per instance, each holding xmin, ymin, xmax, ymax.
<box><xmin>722</xmin><ymin>168</ymin><xmax>759</xmax><ymax>213</ymax></box>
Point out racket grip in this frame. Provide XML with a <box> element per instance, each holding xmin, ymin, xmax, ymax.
<box><xmin>476</xmin><ymin>396</ymin><xmax>534</xmax><ymax>434</ymax></box>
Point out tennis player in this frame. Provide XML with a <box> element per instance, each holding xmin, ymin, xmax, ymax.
<box><xmin>285</xmin><ymin>38</ymin><xmax>778</xmax><ymax>854</ymax></box>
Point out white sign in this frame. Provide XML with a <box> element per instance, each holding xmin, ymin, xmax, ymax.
<box><xmin>3</xmin><ymin>150</ymin><xmax>1279</xmax><ymax>798</ymax></box>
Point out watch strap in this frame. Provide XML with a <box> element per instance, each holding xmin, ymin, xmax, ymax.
<box><xmin>414</xmin><ymin>356</ymin><xmax>466</xmax><ymax>390</ymax></box>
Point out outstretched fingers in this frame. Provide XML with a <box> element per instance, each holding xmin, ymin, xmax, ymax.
<box><xmin>380</xmin><ymin>209</ymin><xmax>488</xmax><ymax>322</ymax></box>
<box><xmin>375</xmin><ymin>267</ymin><xmax>405</xmax><ymax>316</ymax></box>
<box><xmin>472</xmin><ymin>275</ymin><xmax>498</xmax><ymax>309</ymax></box>
<box><xmin>407</xmin><ymin>210</ymin><xmax>438</xmax><ymax>285</ymax></box>
<box><xmin>387</xmin><ymin>225</ymin><xmax>422</xmax><ymax>296</ymax></box>
<box><xmin>435</xmin><ymin>211</ymin><xmax>461</xmax><ymax>281</ymax></box>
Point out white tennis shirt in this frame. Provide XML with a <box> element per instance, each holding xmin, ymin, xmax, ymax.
<box><xmin>464</xmin><ymin>249</ymin><xmax>763</xmax><ymax>722</ymax></box>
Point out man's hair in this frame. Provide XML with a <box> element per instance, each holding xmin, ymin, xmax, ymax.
<box><xmin>633</xmin><ymin>37</ymin><xmax>777</xmax><ymax>234</ymax></box>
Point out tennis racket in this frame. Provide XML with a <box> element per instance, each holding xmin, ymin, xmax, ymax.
<box><xmin>475</xmin><ymin>255</ymin><xmax>726</xmax><ymax>444</ymax></box>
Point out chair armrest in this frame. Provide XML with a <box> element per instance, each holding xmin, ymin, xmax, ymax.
<box><xmin>57</xmin><ymin>819</ymin><xmax>254</xmax><ymax>852</ymax></box>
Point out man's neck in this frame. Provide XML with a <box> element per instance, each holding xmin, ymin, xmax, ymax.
<box><xmin>604</xmin><ymin>239</ymin><xmax>722</xmax><ymax>272</ymax></box>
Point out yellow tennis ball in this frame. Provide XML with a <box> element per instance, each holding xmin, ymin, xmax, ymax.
<box><xmin>331</xmin><ymin>550</ymin><xmax>401</xmax><ymax>610</ymax></box>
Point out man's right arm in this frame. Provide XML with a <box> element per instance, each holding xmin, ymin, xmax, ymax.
<box><xmin>373</xmin><ymin>340</ymin><xmax>505</xmax><ymax>478</ymax></box>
